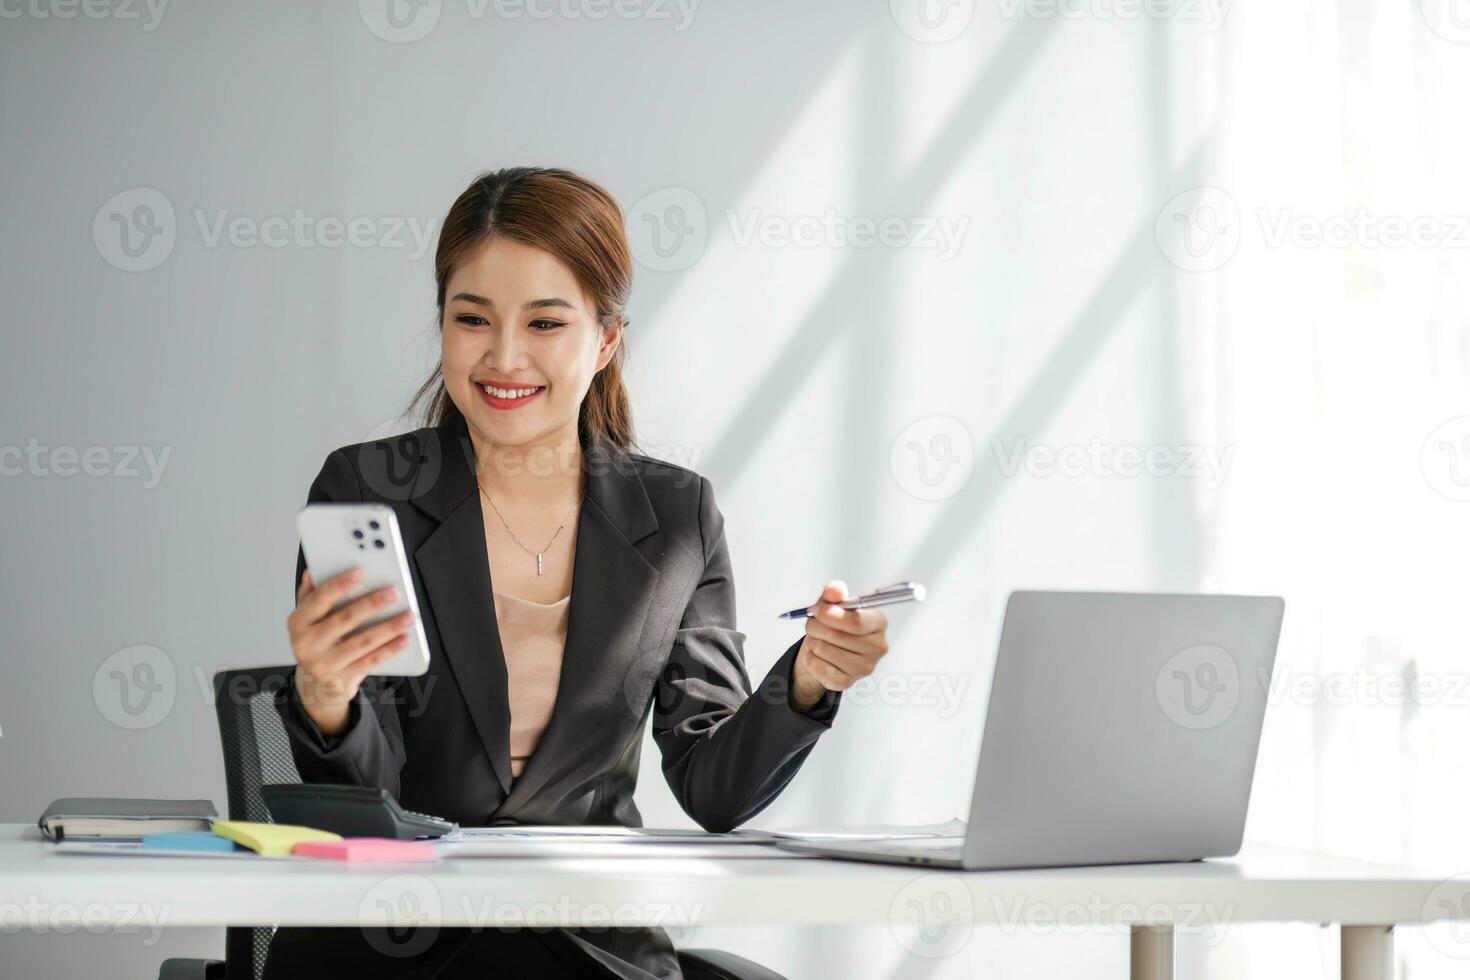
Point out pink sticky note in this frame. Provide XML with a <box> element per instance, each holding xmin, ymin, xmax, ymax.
<box><xmin>293</xmin><ymin>838</ymin><xmax>435</xmax><ymax>862</ymax></box>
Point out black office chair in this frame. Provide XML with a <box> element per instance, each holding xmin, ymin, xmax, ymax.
<box><xmin>157</xmin><ymin>667</ymin><xmax>787</xmax><ymax>980</ymax></box>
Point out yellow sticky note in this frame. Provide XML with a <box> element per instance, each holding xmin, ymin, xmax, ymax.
<box><xmin>211</xmin><ymin>820</ymin><xmax>342</xmax><ymax>857</ymax></box>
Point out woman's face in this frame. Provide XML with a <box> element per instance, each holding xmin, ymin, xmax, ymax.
<box><xmin>440</xmin><ymin>235</ymin><xmax>620</xmax><ymax>457</ymax></box>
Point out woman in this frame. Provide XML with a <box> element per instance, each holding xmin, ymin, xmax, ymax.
<box><xmin>265</xmin><ymin>167</ymin><xmax>893</xmax><ymax>979</ymax></box>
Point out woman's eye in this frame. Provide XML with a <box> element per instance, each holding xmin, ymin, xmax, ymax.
<box><xmin>529</xmin><ymin>319</ymin><xmax>566</xmax><ymax>331</ymax></box>
<box><xmin>455</xmin><ymin>314</ymin><xmax>488</xmax><ymax>327</ymax></box>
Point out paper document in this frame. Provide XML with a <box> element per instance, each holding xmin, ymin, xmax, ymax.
<box><xmin>445</xmin><ymin>826</ymin><xmax>769</xmax><ymax>844</ymax></box>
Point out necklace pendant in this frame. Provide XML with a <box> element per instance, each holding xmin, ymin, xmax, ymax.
<box><xmin>536</xmin><ymin>553</ymin><xmax>544</xmax><ymax>576</ymax></box>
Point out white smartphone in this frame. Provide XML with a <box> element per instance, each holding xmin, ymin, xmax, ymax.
<box><xmin>296</xmin><ymin>503</ymin><xmax>431</xmax><ymax>676</ymax></box>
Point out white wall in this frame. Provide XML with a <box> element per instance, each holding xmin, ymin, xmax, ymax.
<box><xmin>3</xmin><ymin>1</ymin><xmax>1468</xmax><ymax>977</ymax></box>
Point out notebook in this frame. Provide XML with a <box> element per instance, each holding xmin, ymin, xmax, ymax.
<box><xmin>38</xmin><ymin>798</ymin><xmax>219</xmax><ymax>841</ymax></box>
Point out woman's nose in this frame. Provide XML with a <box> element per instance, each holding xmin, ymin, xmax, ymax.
<box><xmin>482</xmin><ymin>325</ymin><xmax>529</xmax><ymax>372</ymax></box>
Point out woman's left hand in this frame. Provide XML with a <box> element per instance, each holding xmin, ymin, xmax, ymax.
<box><xmin>790</xmin><ymin>580</ymin><xmax>890</xmax><ymax>712</ymax></box>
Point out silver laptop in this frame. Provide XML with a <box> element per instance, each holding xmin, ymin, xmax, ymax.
<box><xmin>779</xmin><ymin>590</ymin><xmax>1284</xmax><ymax>870</ymax></box>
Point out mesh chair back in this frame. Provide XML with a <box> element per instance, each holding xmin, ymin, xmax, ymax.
<box><xmin>213</xmin><ymin>667</ymin><xmax>302</xmax><ymax>980</ymax></box>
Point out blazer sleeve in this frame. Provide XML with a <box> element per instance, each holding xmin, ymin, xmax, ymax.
<box><xmin>652</xmin><ymin>475</ymin><xmax>841</xmax><ymax>833</ymax></box>
<box><xmin>273</xmin><ymin>448</ymin><xmax>409</xmax><ymax>797</ymax></box>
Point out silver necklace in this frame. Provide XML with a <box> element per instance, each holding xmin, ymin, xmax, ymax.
<box><xmin>478</xmin><ymin>484</ymin><xmax>582</xmax><ymax>576</ymax></box>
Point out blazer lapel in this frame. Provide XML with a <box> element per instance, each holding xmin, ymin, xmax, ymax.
<box><xmin>497</xmin><ymin>435</ymin><xmax>663</xmax><ymax>816</ymax></box>
<box><xmin>406</xmin><ymin>415</ymin><xmax>662</xmax><ymax>808</ymax></box>
<box><xmin>409</xmin><ymin>417</ymin><xmax>515</xmax><ymax>796</ymax></box>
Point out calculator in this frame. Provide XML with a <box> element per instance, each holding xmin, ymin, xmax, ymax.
<box><xmin>261</xmin><ymin>783</ymin><xmax>458</xmax><ymax>840</ymax></box>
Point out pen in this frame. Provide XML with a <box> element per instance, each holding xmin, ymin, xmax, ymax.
<box><xmin>777</xmin><ymin>581</ymin><xmax>926</xmax><ymax>620</ymax></box>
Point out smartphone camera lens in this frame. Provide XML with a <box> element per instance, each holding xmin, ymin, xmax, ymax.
<box><xmin>374</xmin><ymin>539</ymin><xmax>385</xmax><ymax>549</ymax></box>
<box><xmin>352</xmin><ymin>529</ymin><xmax>364</xmax><ymax>539</ymax></box>
<box><xmin>369</xmin><ymin>520</ymin><xmax>381</xmax><ymax>530</ymax></box>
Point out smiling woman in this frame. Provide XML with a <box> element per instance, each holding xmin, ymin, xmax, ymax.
<box><xmin>406</xmin><ymin>167</ymin><xmax>635</xmax><ymax>453</ymax></box>
<box><xmin>266</xmin><ymin>167</ymin><xmax>889</xmax><ymax>980</ymax></box>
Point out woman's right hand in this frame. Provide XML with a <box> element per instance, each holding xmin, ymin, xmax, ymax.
<box><xmin>286</xmin><ymin>568</ymin><xmax>414</xmax><ymax>737</ymax></box>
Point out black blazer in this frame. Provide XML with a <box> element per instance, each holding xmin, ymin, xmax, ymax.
<box><xmin>273</xmin><ymin>414</ymin><xmax>840</xmax><ymax>978</ymax></box>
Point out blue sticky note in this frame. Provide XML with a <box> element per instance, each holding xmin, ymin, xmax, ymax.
<box><xmin>141</xmin><ymin>831</ymin><xmax>240</xmax><ymax>853</ymax></box>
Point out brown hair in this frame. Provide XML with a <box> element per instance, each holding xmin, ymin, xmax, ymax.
<box><xmin>408</xmin><ymin>167</ymin><xmax>635</xmax><ymax>451</ymax></box>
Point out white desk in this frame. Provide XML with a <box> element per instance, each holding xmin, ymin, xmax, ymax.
<box><xmin>2</xmin><ymin>825</ymin><xmax>1466</xmax><ymax>980</ymax></box>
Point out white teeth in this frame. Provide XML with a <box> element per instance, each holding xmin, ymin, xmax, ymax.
<box><xmin>480</xmin><ymin>384</ymin><xmax>541</xmax><ymax>399</ymax></box>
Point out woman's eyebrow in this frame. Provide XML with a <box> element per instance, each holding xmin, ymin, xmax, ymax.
<box><xmin>448</xmin><ymin>293</ymin><xmax>576</xmax><ymax>311</ymax></box>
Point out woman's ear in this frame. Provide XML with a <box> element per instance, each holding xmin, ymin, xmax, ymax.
<box><xmin>595</xmin><ymin>316</ymin><xmax>625</xmax><ymax>371</ymax></box>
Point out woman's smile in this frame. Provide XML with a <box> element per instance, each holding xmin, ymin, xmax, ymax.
<box><xmin>476</xmin><ymin>382</ymin><xmax>547</xmax><ymax>410</ymax></box>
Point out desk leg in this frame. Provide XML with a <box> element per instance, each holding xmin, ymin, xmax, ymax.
<box><xmin>1130</xmin><ymin>925</ymin><xmax>1174</xmax><ymax>980</ymax></box>
<box><xmin>1341</xmin><ymin>926</ymin><xmax>1393</xmax><ymax>980</ymax></box>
